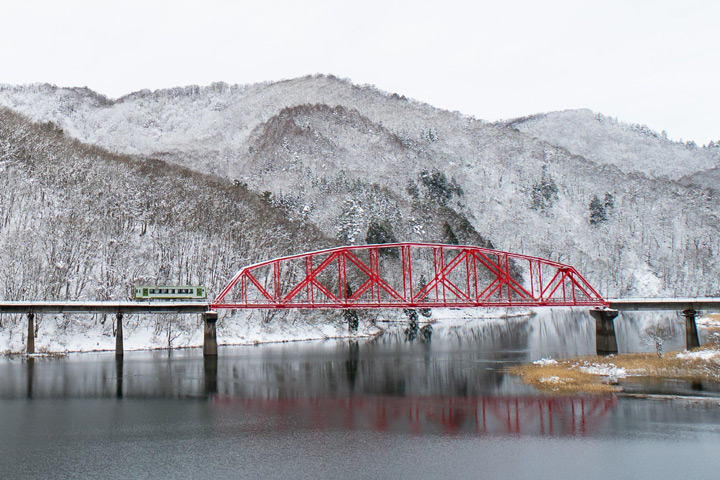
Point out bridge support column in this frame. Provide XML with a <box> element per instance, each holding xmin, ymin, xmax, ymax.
<box><xmin>590</xmin><ymin>308</ymin><xmax>618</xmax><ymax>356</ymax></box>
<box><xmin>26</xmin><ymin>313</ymin><xmax>35</xmax><ymax>355</ymax></box>
<box><xmin>683</xmin><ymin>309</ymin><xmax>700</xmax><ymax>350</ymax></box>
<box><xmin>203</xmin><ymin>311</ymin><xmax>218</xmax><ymax>356</ymax></box>
<box><xmin>115</xmin><ymin>313</ymin><xmax>124</xmax><ymax>357</ymax></box>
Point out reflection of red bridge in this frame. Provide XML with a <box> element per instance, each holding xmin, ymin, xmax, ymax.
<box><xmin>213</xmin><ymin>243</ymin><xmax>606</xmax><ymax>309</ymax></box>
<box><xmin>211</xmin><ymin>395</ymin><xmax>618</xmax><ymax>436</ymax></box>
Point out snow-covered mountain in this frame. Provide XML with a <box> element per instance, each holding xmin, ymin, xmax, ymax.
<box><xmin>1</xmin><ymin>75</ymin><xmax>719</xmax><ymax>301</ymax></box>
<box><xmin>0</xmin><ymin>76</ymin><xmax>461</xmax><ymax>176</ymax></box>
<box><xmin>497</xmin><ymin>109</ymin><xmax>719</xmax><ymax>180</ymax></box>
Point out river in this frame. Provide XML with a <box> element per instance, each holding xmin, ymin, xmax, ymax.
<box><xmin>1</xmin><ymin>309</ymin><xmax>719</xmax><ymax>479</ymax></box>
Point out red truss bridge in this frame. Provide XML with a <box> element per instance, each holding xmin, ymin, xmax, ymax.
<box><xmin>212</xmin><ymin>243</ymin><xmax>606</xmax><ymax>310</ymax></box>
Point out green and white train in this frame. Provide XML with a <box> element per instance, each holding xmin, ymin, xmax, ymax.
<box><xmin>133</xmin><ymin>285</ymin><xmax>206</xmax><ymax>300</ymax></box>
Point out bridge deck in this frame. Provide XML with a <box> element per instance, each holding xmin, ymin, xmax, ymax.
<box><xmin>608</xmin><ymin>298</ymin><xmax>720</xmax><ymax>311</ymax></box>
<box><xmin>0</xmin><ymin>301</ymin><xmax>210</xmax><ymax>315</ymax></box>
<box><xmin>1</xmin><ymin>298</ymin><xmax>720</xmax><ymax>315</ymax></box>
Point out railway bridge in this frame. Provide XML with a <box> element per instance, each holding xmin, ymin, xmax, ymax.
<box><xmin>1</xmin><ymin>243</ymin><xmax>718</xmax><ymax>356</ymax></box>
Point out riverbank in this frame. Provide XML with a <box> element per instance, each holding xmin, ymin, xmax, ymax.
<box><xmin>0</xmin><ymin>307</ymin><xmax>531</xmax><ymax>354</ymax></box>
<box><xmin>509</xmin><ymin>347</ymin><xmax>720</xmax><ymax>394</ymax></box>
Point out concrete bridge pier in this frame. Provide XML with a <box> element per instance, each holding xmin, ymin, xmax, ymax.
<box><xmin>26</xmin><ymin>313</ymin><xmax>35</xmax><ymax>354</ymax></box>
<box><xmin>115</xmin><ymin>313</ymin><xmax>124</xmax><ymax>357</ymax></box>
<box><xmin>590</xmin><ymin>308</ymin><xmax>619</xmax><ymax>355</ymax></box>
<box><xmin>203</xmin><ymin>311</ymin><xmax>219</xmax><ymax>356</ymax></box>
<box><xmin>683</xmin><ymin>308</ymin><xmax>700</xmax><ymax>350</ymax></box>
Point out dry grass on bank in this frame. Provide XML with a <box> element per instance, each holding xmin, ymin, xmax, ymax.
<box><xmin>509</xmin><ymin>350</ymin><xmax>720</xmax><ymax>395</ymax></box>
<box><xmin>508</xmin><ymin>363</ymin><xmax>622</xmax><ymax>394</ymax></box>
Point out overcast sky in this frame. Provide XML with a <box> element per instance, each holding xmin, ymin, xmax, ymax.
<box><xmin>1</xmin><ymin>0</ymin><xmax>717</xmax><ymax>144</ymax></box>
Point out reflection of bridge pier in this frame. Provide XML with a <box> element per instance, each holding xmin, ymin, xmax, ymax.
<box><xmin>115</xmin><ymin>357</ymin><xmax>123</xmax><ymax>398</ymax></box>
<box><xmin>26</xmin><ymin>357</ymin><xmax>34</xmax><ymax>399</ymax></box>
<box><xmin>204</xmin><ymin>354</ymin><xmax>218</xmax><ymax>397</ymax></box>
<box><xmin>345</xmin><ymin>341</ymin><xmax>359</xmax><ymax>391</ymax></box>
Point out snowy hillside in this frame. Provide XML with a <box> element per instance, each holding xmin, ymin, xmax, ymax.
<box><xmin>0</xmin><ymin>107</ymin><xmax>330</xmax><ymax>301</ymax></box>
<box><xmin>498</xmin><ymin>109</ymin><xmax>719</xmax><ymax>180</ymax></box>
<box><xmin>0</xmin><ymin>76</ymin><xmax>465</xmax><ymax>177</ymax></box>
<box><xmin>679</xmin><ymin>165</ymin><xmax>720</xmax><ymax>192</ymax></box>
<box><xmin>1</xmin><ymin>75</ymin><xmax>719</xmax><ymax>301</ymax></box>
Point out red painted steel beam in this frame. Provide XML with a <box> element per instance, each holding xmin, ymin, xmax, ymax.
<box><xmin>211</xmin><ymin>243</ymin><xmax>607</xmax><ymax>310</ymax></box>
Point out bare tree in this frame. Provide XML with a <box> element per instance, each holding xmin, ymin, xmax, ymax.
<box><xmin>643</xmin><ymin>320</ymin><xmax>673</xmax><ymax>357</ymax></box>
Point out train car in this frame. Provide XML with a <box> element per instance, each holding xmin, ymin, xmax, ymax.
<box><xmin>133</xmin><ymin>285</ymin><xmax>206</xmax><ymax>300</ymax></box>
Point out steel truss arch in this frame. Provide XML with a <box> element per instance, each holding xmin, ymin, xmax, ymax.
<box><xmin>212</xmin><ymin>243</ymin><xmax>606</xmax><ymax>309</ymax></box>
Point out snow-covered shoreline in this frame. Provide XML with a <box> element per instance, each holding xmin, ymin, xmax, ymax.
<box><xmin>0</xmin><ymin>307</ymin><xmax>532</xmax><ymax>355</ymax></box>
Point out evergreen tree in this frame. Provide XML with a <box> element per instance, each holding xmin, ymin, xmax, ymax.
<box><xmin>603</xmin><ymin>192</ymin><xmax>614</xmax><ymax>211</ymax></box>
<box><xmin>337</xmin><ymin>199</ymin><xmax>364</xmax><ymax>244</ymax></box>
<box><xmin>589</xmin><ymin>195</ymin><xmax>607</xmax><ymax>226</ymax></box>
<box><xmin>343</xmin><ymin>284</ymin><xmax>359</xmax><ymax>333</ymax></box>
<box><xmin>366</xmin><ymin>219</ymin><xmax>397</xmax><ymax>245</ymax></box>
<box><xmin>417</xmin><ymin>275</ymin><xmax>432</xmax><ymax>317</ymax></box>
<box><xmin>403</xmin><ymin>308</ymin><xmax>418</xmax><ymax>341</ymax></box>
<box><xmin>530</xmin><ymin>168</ymin><xmax>559</xmax><ymax>212</ymax></box>
<box><xmin>418</xmin><ymin>169</ymin><xmax>463</xmax><ymax>205</ymax></box>
<box><xmin>406</xmin><ymin>180</ymin><xmax>420</xmax><ymax>199</ymax></box>
<box><xmin>442</xmin><ymin>222</ymin><xmax>459</xmax><ymax>245</ymax></box>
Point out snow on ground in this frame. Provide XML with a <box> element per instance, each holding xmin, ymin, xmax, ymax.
<box><xmin>0</xmin><ymin>307</ymin><xmax>521</xmax><ymax>354</ymax></box>
<box><xmin>675</xmin><ymin>350</ymin><xmax>720</xmax><ymax>362</ymax></box>
<box><xmin>539</xmin><ymin>376</ymin><xmax>568</xmax><ymax>384</ymax></box>
<box><xmin>533</xmin><ymin>358</ymin><xmax>558</xmax><ymax>366</ymax></box>
<box><xmin>573</xmin><ymin>361</ymin><xmax>628</xmax><ymax>379</ymax></box>
<box><xmin>697</xmin><ymin>314</ymin><xmax>720</xmax><ymax>329</ymax></box>
<box><xmin>430</xmin><ymin>307</ymin><xmax>533</xmax><ymax>323</ymax></box>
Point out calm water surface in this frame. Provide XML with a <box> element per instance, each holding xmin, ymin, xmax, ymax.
<box><xmin>1</xmin><ymin>310</ymin><xmax>719</xmax><ymax>479</ymax></box>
